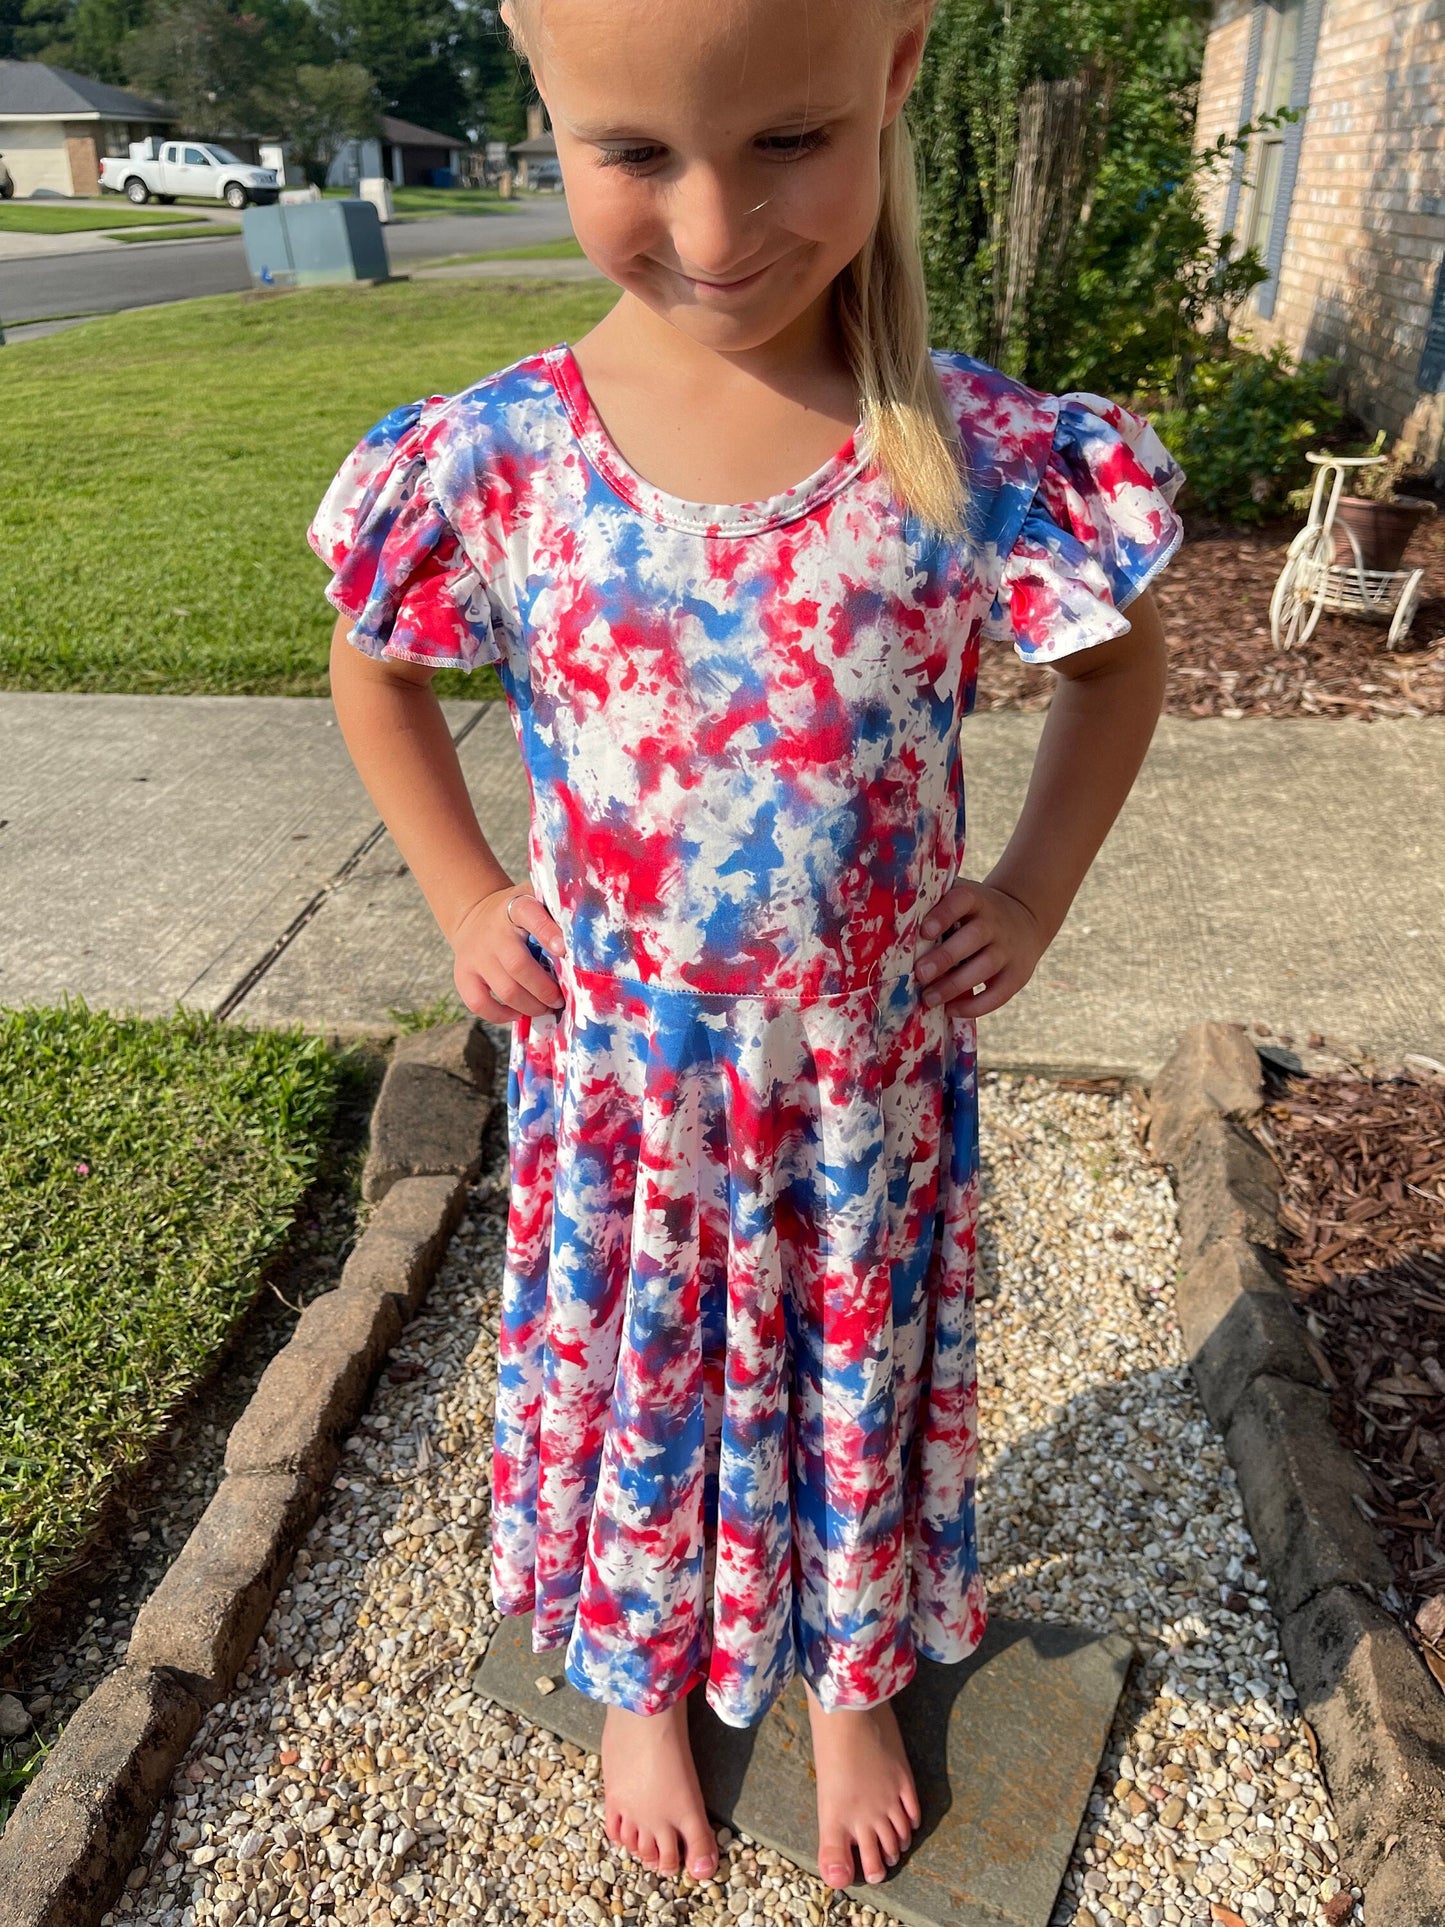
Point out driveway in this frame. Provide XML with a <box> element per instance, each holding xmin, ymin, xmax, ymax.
<box><xmin>0</xmin><ymin>201</ymin><xmax>576</xmax><ymax>328</ymax></box>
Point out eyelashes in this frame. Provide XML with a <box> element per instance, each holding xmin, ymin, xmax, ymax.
<box><xmin>596</xmin><ymin>128</ymin><xmax>832</xmax><ymax>175</ymax></box>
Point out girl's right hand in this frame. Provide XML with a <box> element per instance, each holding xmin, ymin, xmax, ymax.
<box><xmin>450</xmin><ymin>884</ymin><xmax>566</xmax><ymax>1023</ymax></box>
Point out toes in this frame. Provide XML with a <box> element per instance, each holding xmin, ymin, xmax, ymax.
<box><xmin>858</xmin><ymin>1826</ymin><xmax>890</xmax><ymax>1885</ymax></box>
<box><xmin>889</xmin><ymin>1804</ymin><xmax>913</xmax><ymax>1852</ymax></box>
<box><xmin>817</xmin><ymin>1829</ymin><xmax>854</xmax><ymax>1889</ymax></box>
<box><xmin>637</xmin><ymin>1829</ymin><xmax>661</xmax><ymax>1870</ymax></box>
<box><xmin>654</xmin><ymin>1826</ymin><xmax>682</xmax><ymax>1876</ymax></box>
<box><xmin>683</xmin><ymin>1819</ymin><xmax>719</xmax><ymax>1880</ymax></box>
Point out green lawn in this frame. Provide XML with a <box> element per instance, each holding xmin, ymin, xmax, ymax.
<box><xmin>111</xmin><ymin>222</ymin><xmax>242</xmax><ymax>243</ymax></box>
<box><xmin>322</xmin><ymin>184</ymin><xmax>509</xmax><ymax>219</ymax></box>
<box><xmin>0</xmin><ymin>1003</ymin><xmax>341</xmax><ymax>1665</ymax></box>
<box><xmin>425</xmin><ymin>236</ymin><xmax>586</xmax><ymax>266</ymax></box>
<box><xmin>0</xmin><ymin>277</ymin><xmax>614</xmax><ymax>696</ymax></box>
<box><xmin>0</xmin><ymin>204</ymin><xmax>196</xmax><ymax>234</ymax></box>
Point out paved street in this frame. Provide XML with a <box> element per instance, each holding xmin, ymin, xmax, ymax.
<box><xmin>0</xmin><ymin>201</ymin><xmax>576</xmax><ymax>327</ymax></box>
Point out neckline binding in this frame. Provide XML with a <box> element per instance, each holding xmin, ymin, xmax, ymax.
<box><xmin>543</xmin><ymin>342</ymin><xmax>869</xmax><ymax>537</ymax></box>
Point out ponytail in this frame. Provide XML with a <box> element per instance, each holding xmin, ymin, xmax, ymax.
<box><xmin>834</xmin><ymin>106</ymin><xmax>968</xmax><ymax>538</ymax></box>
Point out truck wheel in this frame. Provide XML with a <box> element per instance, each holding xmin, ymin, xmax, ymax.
<box><xmin>0</xmin><ymin>181</ymin><xmax>12</xmax><ymax>201</ymax></box>
<box><xmin>224</xmin><ymin>182</ymin><xmax>249</xmax><ymax>210</ymax></box>
<box><xmin>125</xmin><ymin>177</ymin><xmax>151</xmax><ymax>204</ymax></box>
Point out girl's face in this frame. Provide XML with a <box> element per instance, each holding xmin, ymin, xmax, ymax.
<box><xmin>505</xmin><ymin>0</ymin><xmax>927</xmax><ymax>356</ymax></box>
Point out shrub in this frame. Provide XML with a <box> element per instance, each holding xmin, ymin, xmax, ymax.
<box><xmin>1147</xmin><ymin>343</ymin><xmax>1343</xmax><ymax>523</ymax></box>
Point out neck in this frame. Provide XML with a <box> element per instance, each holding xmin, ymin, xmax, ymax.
<box><xmin>598</xmin><ymin>280</ymin><xmax>852</xmax><ymax>408</ymax></box>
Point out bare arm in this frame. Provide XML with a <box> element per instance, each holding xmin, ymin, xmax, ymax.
<box><xmin>327</xmin><ymin>615</ymin><xmax>564</xmax><ymax>1019</ymax></box>
<box><xmin>914</xmin><ymin>587</ymin><xmax>1168</xmax><ymax>1015</ymax></box>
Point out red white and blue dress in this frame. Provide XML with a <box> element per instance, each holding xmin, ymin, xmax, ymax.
<box><xmin>310</xmin><ymin>343</ymin><xmax>1185</xmax><ymax>1730</ymax></box>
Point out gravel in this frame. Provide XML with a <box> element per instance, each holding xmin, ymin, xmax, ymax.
<box><xmin>97</xmin><ymin>1074</ymin><xmax>1362</xmax><ymax>1927</ymax></box>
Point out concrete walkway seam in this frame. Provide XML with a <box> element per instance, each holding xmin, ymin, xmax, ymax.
<box><xmin>1151</xmin><ymin>1021</ymin><xmax>1445</xmax><ymax>1924</ymax></box>
<box><xmin>0</xmin><ymin>1020</ymin><xmax>497</xmax><ymax>1927</ymax></box>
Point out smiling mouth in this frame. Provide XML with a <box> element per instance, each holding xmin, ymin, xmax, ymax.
<box><xmin>677</xmin><ymin>260</ymin><xmax>777</xmax><ymax>291</ymax></box>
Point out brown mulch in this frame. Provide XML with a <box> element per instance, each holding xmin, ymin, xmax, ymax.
<box><xmin>1252</xmin><ymin>1064</ymin><xmax>1445</xmax><ymax>1682</ymax></box>
<box><xmin>978</xmin><ymin>500</ymin><xmax>1445</xmax><ymax>720</ymax></box>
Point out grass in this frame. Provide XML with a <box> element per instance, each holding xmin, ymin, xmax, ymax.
<box><xmin>321</xmin><ymin>184</ymin><xmax>509</xmax><ymax>219</ymax></box>
<box><xmin>0</xmin><ymin>204</ymin><xmax>197</xmax><ymax>234</ymax></box>
<box><xmin>110</xmin><ymin>222</ymin><xmax>242</xmax><ymax>243</ymax></box>
<box><xmin>0</xmin><ymin>277</ymin><xmax>614</xmax><ymax>697</ymax></box>
<box><xmin>423</xmin><ymin>236</ymin><xmax>586</xmax><ymax>267</ymax></box>
<box><xmin>0</xmin><ymin>1001</ymin><xmax>341</xmax><ymax>1667</ymax></box>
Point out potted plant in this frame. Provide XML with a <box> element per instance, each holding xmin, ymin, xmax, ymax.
<box><xmin>1331</xmin><ymin>430</ymin><xmax>1437</xmax><ymax>572</ymax></box>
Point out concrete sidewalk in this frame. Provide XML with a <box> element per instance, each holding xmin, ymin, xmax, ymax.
<box><xmin>1</xmin><ymin>693</ymin><xmax>1440</xmax><ymax>1076</ymax></box>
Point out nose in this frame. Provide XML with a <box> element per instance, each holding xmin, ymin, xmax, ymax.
<box><xmin>669</xmin><ymin>166</ymin><xmax>771</xmax><ymax>280</ymax></box>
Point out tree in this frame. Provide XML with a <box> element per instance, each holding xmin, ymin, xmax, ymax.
<box><xmin>315</xmin><ymin>0</ymin><xmax>469</xmax><ymax>136</ymax></box>
<box><xmin>910</xmin><ymin>0</ymin><xmax>1254</xmax><ymax>397</ymax></box>
<box><xmin>262</xmin><ymin>59</ymin><xmax>378</xmax><ymax>182</ymax></box>
<box><xmin>71</xmin><ymin>0</ymin><xmax>147</xmax><ymax>81</ymax></box>
<box><xmin>121</xmin><ymin>0</ymin><xmax>268</xmax><ymax>130</ymax></box>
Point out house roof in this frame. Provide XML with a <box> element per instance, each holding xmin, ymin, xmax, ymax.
<box><xmin>380</xmin><ymin>114</ymin><xmax>463</xmax><ymax>149</ymax></box>
<box><xmin>510</xmin><ymin>134</ymin><xmax>558</xmax><ymax>156</ymax></box>
<box><xmin>0</xmin><ymin>59</ymin><xmax>173</xmax><ymax>122</ymax></box>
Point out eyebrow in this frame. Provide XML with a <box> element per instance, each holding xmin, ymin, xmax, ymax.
<box><xmin>567</xmin><ymin>103</ymin><xmax>853</xmax><ymax>141</ymax></box>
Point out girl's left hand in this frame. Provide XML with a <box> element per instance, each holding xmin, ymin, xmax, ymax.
<box><xmin>914</xmin><ymin>879</ymin><xmax>1046</xmax><ymax>1018</ymax></box>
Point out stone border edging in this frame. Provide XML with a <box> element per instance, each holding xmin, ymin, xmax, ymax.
<box><xmin>1150</xmin><ymin>1022</ymin><xmax>1445</xmax><ymax>1923</ymax></box>
<box><xmin>0</xmin><ymin>1020</ymin><xmax>498</xmax><ymax>1927</ymax></box>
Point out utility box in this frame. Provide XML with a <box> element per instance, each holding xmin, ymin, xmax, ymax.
<box><xmin>358</xmin><ymin>176</ymin><xmax>393</xmax><ymax>225</ymax></box>
<box><xmin>242</xmin><ymin>198</ymin><xmax>391</xmax><ymax>289</ymax></box>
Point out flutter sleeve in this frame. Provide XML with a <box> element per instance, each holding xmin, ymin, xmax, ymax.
<box><xmin>307</xmin><ymin>397</ymin><xmax>504</xmax><ymax>672</ymax></box>
<box><xmin>981</xmin><ymin>391</ymin><xmax>1186</xmax><ymax>663</ymax></box>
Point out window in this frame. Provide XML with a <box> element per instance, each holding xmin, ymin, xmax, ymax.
<box><xmin>163</xmin><ymin>144</ymin><xmax>179</xmax><ymax>163</ymax></box>
<box><xmin>183</xmin><ymin>147</ymin><xmax>209</xmax><ymax>166</ymax></box>
<box><xmin>1243</xmin><ymin>0</ymin><xmax>1303</xmax><ymax>260</ymax></box>
<box><xmin>204</xmin><ymin>145</ymin><xmax>243</xmax><ymax>165</ymax></box>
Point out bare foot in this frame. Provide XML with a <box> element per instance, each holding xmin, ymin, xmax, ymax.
<box><xmin>601</xmin><ymin>1692</ymin><xmax>719</xmax><ymax>1881</ymax></box>
<box><xmin>805</xmin><ymin>1680</ymin><xmax>921</xmax><ymax>1888</ymax></box>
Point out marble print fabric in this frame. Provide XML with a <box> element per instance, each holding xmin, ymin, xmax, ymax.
<box><xmin>310</xmin><ymin>343</ymin><xmax>1185</xmax><ymax>1728</ymax></box>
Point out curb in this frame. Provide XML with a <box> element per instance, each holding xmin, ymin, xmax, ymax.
<box><xmin>0</xmin><ymin>1020</ymin><xmax>498</xmax><ymax>1927</ymax></box>
<box><xmin>1150</xmin><ymin>1022</ymin><xmax>1445</xmax><ymax>1926</ymax></box>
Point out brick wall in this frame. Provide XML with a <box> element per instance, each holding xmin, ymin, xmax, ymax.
<box><xmin>63</xmin><ymin>127</ymin><xmax>100</xmax><ymax>197</ymax></box>
<box><xmin>1196</xmin><ymin>0</ymin><xmax>1445</xmax><ymax>474</ymax></box>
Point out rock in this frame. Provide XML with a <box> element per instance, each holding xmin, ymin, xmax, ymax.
<box><xmin>1148</xmin><ymin>1022</ymin><xmax>1264</xmax><ymax>1169</ymax></box>
<box><xmin>1361</xmin><ymin>1827</ymin><xmax>1445</xmax><ymax>1924</ymax></box>
<box><xmin>1178</xmin><ymin>1238</ymin><xmax>1323</xmax><ymax>1432</ymax></box>
<box><xmin>125</xmin><ymin>1471</ymin><xmax>320</xmax><ymax>1701</ymax></box>
<box><xmin>362</xmin><ymin>1023</ymin><xmax>496</xmax><ymax>1203</ymax></box>
<box><xmin>340</xmin><ymin>1173</ymin><xmax>470</xmax><ymax>1316</ymax></box>
<box><xmin>1225</xmin><ymin>1375</ymin><xmax>1394</xmax><ymax>1620</ymax></box>
<box><xmin>1175</xmin><ymin>1113</ymin><xmax>1282</xmax><ymax>1269</ymax></box>
<box><xmin>0</xmin><ymin>1666</ymin><xmax>203</xmax><ymax>1927</ymax></box>
<box><xmin>1280</xmin><ymin>1585</ymin><xmax>1445</xmax><ymax>1877</ymax></box>
<box><xmin>0</xmin><ymin>1692</ymin><xmax>30</xmax><ymax>1738</ymax></box>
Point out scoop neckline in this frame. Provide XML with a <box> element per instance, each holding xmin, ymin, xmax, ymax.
<box><xmin>542</xmin><ymin>341</ymin><xmax>869</xmax><ymax>536</ymax></box>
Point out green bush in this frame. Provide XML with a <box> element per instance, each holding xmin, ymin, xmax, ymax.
<box><xmin>1147</xmin><ymin>344</ymin><xmax>1343</xmax><ymax>523</ymax></box>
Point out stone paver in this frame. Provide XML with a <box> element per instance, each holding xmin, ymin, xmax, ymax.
<box><xmin>1</xmin><ymin>694</ymin><xmax>1440</xmax><ymax>1075</ymax></box>
<box><xmin>476</xmin><ymin>1611</ymin><xmax>1131</xmax><ymax>1927</ymax></box>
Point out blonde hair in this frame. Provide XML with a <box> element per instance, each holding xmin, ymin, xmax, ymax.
<box><xmin>505</xmin><ymin>0</ymin><xmax>967</xmax><ymax>537</ymax></box>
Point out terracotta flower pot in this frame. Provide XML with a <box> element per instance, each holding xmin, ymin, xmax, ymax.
<box><xmin>1331</xmin><ymin>495</ymin><xmax>1437</xmax><ymax>573</ymax></box>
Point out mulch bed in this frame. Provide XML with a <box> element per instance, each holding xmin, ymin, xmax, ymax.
<box><xmin>978</xmin><ymin>497</ymin><xmax>1445</xmax><ymax>720</ymax></box>
<box><xmin>1251</xmin><ymin>1063</ymin><xmax>1445</xmax><ymax>1684</ymax></box>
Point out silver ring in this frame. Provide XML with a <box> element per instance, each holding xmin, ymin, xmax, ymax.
<box><xmin>504</xmin><ymin>889</ymin><xmax>533</xmax><ymax>928</ymax></box>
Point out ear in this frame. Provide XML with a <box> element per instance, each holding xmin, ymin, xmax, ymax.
<box><xmin>882</xmin><ymin>3</ymin><xmax>932</xmax><ymax>126</ymax></box>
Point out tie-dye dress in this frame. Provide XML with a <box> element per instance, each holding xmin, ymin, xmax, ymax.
<box><xmin>309</xmin><ymin>344</ymin><xmax>1185</xmax><ymax>1730</ymax></box>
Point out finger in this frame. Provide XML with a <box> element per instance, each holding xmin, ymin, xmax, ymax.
<box><xmin>944</xmin><ymin>964</ymin><xmax>1026</xmax><ymax>1018</ymax></box>
<box><xmin>502</xmin><ymin>942</ymin><xmax>566</xmax><ymax>1011</ymax></box>
<box><xmin>453</xmin><ymin>964</ymin><xmax>525</xmax><ymax>1025</ymax></box>
<box><xmin>508</xmin><ymin>890</ymin><xmax>566</xmax><ymax>957</ymax></box>
<box><xmin>923</xmin><ymin>943</ymin><xmax>1006</xmax><ymax>1008</ymax></box>
<box><xmin>915</xmin><ymin>915</ymin><xmax>989</xmax><ymax>983</ymax></box>
<box><xmin>489</xmin><ymin>971</ymin><xmax>561</xmax><ymax>1018</ymax></box>
<box><xmin>919</xmin><ymin>880</ymin><xmax>984</xmax><ymax>940</ymax></box>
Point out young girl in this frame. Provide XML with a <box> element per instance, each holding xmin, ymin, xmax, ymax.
<box><xmin>310</xmin><ymin>0</ymin><xmax>1184</xmax><ymax>1898</ymax></box>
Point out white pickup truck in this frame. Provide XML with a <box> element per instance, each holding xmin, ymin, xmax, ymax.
<box><xmin>98</xmin><ymin>141</ymin><xmax>281</xmax><ymax>210</ymax></box>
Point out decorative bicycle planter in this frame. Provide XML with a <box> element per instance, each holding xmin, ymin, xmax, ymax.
<box><xmin>1269</xmin><ymin>452</ymin><xmax>1430</xmax><ymax>651</ymax></box>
